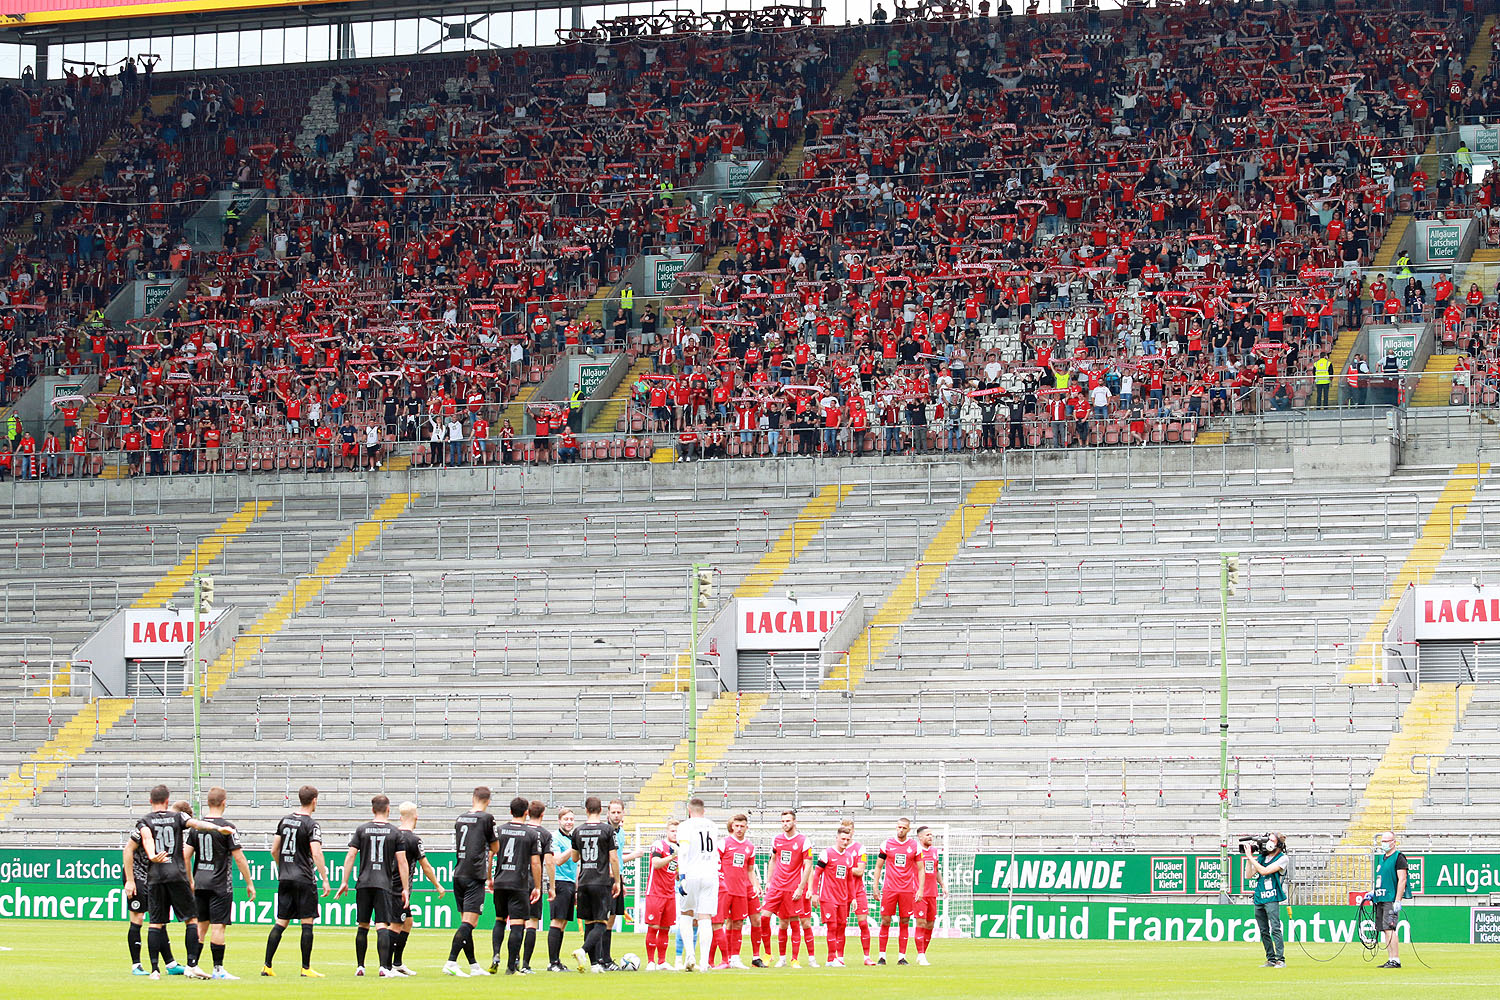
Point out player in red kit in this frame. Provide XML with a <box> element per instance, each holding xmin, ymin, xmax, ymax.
<box><xmin>642</xmin><ymin>820</ymin><xmax>678</xmax><ymax>970</ymax></box>
<box><xmin>873</xmin><ymin>816</ymin><xmax>924</xmax><ymax>965</ymax></box>
<box><xmin>847</xmin><ymin>822</ymin><xmax>876</xmax><ymax>964</ymax></box>
<box><xmin>758</xmin><ymin>809</ymin><xmax>816</xmax><ymax>967</ymax></box>
<box><xmin>710</xmin><ymin>813</ymin><xmax>760</xmax><ymax>969</ymax></box>
<box><xmin>914</xmin><ymin>825</ymin><xmax>941</xmax><ymax>965</ymax></box>
<box><xmin>811</xmin><ymin>821</ymin><xmax>857</xmax><ymax>967</ymax></box>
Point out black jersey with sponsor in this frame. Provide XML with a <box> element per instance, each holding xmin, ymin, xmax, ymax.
<box><xmin>128</xmin><ymin>826</ymin><xmax>151</xmax><ymax>887</ymax></box>
<box><xmin>572</xmin><ymin>821</ymin><xmax>618</xmax><ymax>888</ymax></box>
<box><xmin>391</xmin><ymin>829</ymin><xmax>424</xmax><ymax>893</ymax></box>
<box><xmin>274</xmin><ymin>812</ymin><xmax>322</xmax><ymax>885</ymax></box>
<box><xmin>188</xmin><ymin>819</ymin><xmax>243</xmax><ymax>894</ymax></box>
<box><xmin>137</xmin><ymin>809</ymin><xmax>191</xmax><ymax>884</ymax></box>
<box><xmin>349</xmin><ymin>820</ymin><xmax>402</xmax><ymax>891</ymax></box>
<box><xmin>453</xmin><ymin>810</ymin><xmax>496</xmax><ymax>881</ymax></box>
<box><xmin>493</xmin><ymin>821</ymin><xmax>542</xmax><ymax>891</ymax></box>
<box><xmin>531</xmin><ymin>825</ymin><xmax>554</xmax><ymax>885</ymax></box>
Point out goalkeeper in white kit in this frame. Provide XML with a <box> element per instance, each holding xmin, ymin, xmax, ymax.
<box><xmin>674</xmin><ymin>798</ymin><xmax>722</xmax><ymax>972</ymax></box>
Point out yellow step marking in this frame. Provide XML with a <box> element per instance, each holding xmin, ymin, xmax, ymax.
<box><xmin>1195</xmin><ymin>430</ymin><xmax>1227</xmax><ymax>446</ymax></box>
<box><xmin>0</xmin><ymin>495</ymin><xmax>416</xmax><ymax>824</ymax></box>
<box><xmin>133</xmin><ymin>500</ymin><xmax>275</xmax><ymax>610</ymax></box>
<box><xmin>1409</xmin><ymin>354</ymin><xmax>1461</xmax><ymax>408</ymax></box>
<box><xmin>201</xmin><ymin>492</ymin><xmax>417</xmax><ymax>698</ymax></box>
<box><xmin>1346</xmin><ymin>463</ymin><xmax>1487</xmax><ymax>684</ymax></box>
<box><xmin>1334</xmin><ymin>464</ymin><xmax>1487</xmax><ymax>863</ymax></box>
<box><xmin>825</xmin><ymin>480</ymin><xmax>1005</xmax><ymax>691</ymax></box>
<box><xmin>654</xmin><ymin>484</ymin><xmax>852</xmax><ymax>692</ymax></box>
<box><xmin>2</xmin><ymin>499</ymin><xmax>278</xmax><ymax>817</ymax></box>
<box><xmin>588</xmin><ymin>357</ymin><xmax>654</xmax><ymax>434</ymax></box>
<box><xmin>629</xmin><ymin>481</ymin><xmax>1002</xmax><ymax>831</ymax></box>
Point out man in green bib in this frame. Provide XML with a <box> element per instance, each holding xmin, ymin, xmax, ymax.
<box><xmin>1368</xmin><ymin>831</ymin><xmax>1409</xmax><ymax>969</ymax></box>
<box><xmin>1243</xmin><ymin>832</ymin><xmax>1288</xmax><ymax>968</ymax></box>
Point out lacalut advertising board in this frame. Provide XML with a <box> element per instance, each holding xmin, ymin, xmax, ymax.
<box><xmin>736</xmin><ymin>596</ymin><xmax>853</xmax><ymax>650</ymax></box>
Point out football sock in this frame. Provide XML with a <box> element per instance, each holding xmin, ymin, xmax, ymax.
<box><xmin>918</xmin><ymin>924</ymin><xmax>930</xmax><ymax>954</ymax></box>
<box><xmin>790</xmin><ymin>923</ymin><xmax>801</xmax><ymax>961</ymax></box>
<box><xmin>697</xmin><ymin>917</ymin><xmax>712</xmax><ymax>970</ymax></box>
<box><xmin>355</xmin><ymin>926</ymin><xmax>369</xmax><ymax>968</ymax></box>
<box><xmin>602</xmin><ymin>925</ymin><xmax>614</xmax><ymax>964</ymax></box>
<box><xmin>860</xmin><ymin>920</ymin><xmax>872</xmax><ymax>956</ymax></box>
<box><xmin>185</xmin><ymin>924</ymin><xmax>202</xmax><ymax>967</ymax></box>
<box><xmin>728</xmin><ymin>927</ymin><xmax>742</xmax><ymax>961</ymax></box>
<box><xmin>393</xmin><ymin>931</ymin><xmax>409</xmax><ymax>966</ymax></box>
<box><xmin>879</xmin><ymin>924</ymin><xmax>890</xmax><ymax>954</ymax></box>
<box><xmin>675</xmin><ymin>914</ymin><xmax>695</xmax><ymax>963</ymax></box>
<box><xmin>491</xmin><ymin>920</ymin><xmax>504</xmax><ymax>961</ymax></box>
<box><xmin>299</xmin><ymin>923</ymin><xmax>314</xmax><ymax>968</ymax></box>
<box><xmin>523</xmin><ymin>927</ymin><xmax>537</xmax><ymax>967</ymax></box>
<box><xmin>147</xmin><ymin>926</ymin><xmax>167</xmax><ymax>971</ymax></box>
<box><xmin>803</xmin><ymin>923</ymin><xmax>816</xmax><ymax>959</ymax></box>
<box><xmin>211</xmin><ymin>943</ymin><xmax>226</xmax><ymax>969</ymax></box>
<box><xmin>462</xmin><ymin>922</ymin><xmax>477</xmax><ymax>965</ymax></box>
<box><xmin>779</xmin><ymin>924</ymin><xmax>789</xmax><ymax>958</ymax></box>
<box><xmin>447</xmin><ymin>923</ymin><xmax>468</xmax><ymax>963</ymax></box>
<box><xmin>376</xmin><ymin>928</ymin><xmax>393</xmax><ymax>971</ymax></box>
<box><xmin>547</xmin><ymin>927</ymin><xmax>563</xmax><ymax>965</ymax></box>
<box><xmin>582</xmin><ymin>923</ymin><xmax>598</xmax><ymax>965</ymax></box>
<box><xmin>128</xmin><ymin>923</ymin><xmax>142</xmax><ymax>964</ymax></box>
<box><xmin>710</xmin><ymin>927</ymin><xmax>726</xmax><ymax>965</ymax></box>
<box><xmin>265</xmin><ymin>923</ymin><xmax>285</xmax><ymax>967</ymax></box>
<box><xmin>898</xmin><ymin>920</ymin><xmax>909</xmax><ymax>955</ymax></box>
<box><xmin>507</xmin><ymin>924</ymin><xmax>524</xmax><ymax>970</ymax></box>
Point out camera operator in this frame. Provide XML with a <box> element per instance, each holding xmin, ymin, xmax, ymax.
<box><xmin>1242</xmin><ymin>833</ymin><xmax>1289</xmax><ymax>968</ymax></box>
<box><xmin>1362</xmin><ymin>831</ymin><xmax>1409</xmax><ymax>969</ymax></box>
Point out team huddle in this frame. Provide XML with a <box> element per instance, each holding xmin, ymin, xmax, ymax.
<box><xmin>120</xmin><ymin>783</ymin><xmax>940</xmax><ymax>981</ymax></box>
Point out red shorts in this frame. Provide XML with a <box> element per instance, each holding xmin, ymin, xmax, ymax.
<box><xmin>643</xmin><ymin>894</ymin><xmax>676</xmax><ymax>927</ymax></box>
<box><xmin>818</xmin><ymin>901</ymin><xmax>849</xmax><ymax>928</ymax></box>
<box><xmin>715</xmin><ymin>892</ymin><xmax>752</xmax><ymax>923</ymax></box>
<box><xmin>762</xmin><ymin>888</ymin><xmax>809</xmax><ymax>921</ymax></box>
<box><xmin>880</xmin><ymin>890</ymin><xmax>916</xmax><ymax>920</ymax></box>
<box><xmin>916</xmin><ymin>896</ymin><xmax>939</xmax><ymax>921</ymax></box>
<box><xmin>851</xmin><ymin>887</ymin><xmax>869</xmax><ymax>915</ymax></box>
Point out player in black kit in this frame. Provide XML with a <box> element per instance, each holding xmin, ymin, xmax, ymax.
<box><xmin>336</xmin><ymin>794</ymin><xmax>411</xmax><ymax>978</ymax></box>
<box><xmin>263</xmin><ymin>785</ymin><xmax>331</xmax><ymax>978</ymax></box>
<box><xmin>567</xmin><ymin>796</ymin><xmax>622</xmax><ymax>972</ymax></box>
<box><xmin>123</xmin><ymin>799</ymin><xmax>191</xmax><ymax>974</ymax></box>
<box><xmin>443</xmin><ymin>786</ymin><xmax>498</xmax><ymax>977</ymax></box>
<box><xmin>487</xmin><ymin>796</ymin><xmax>543</xmax><ymax>975</ymax></box>
<box><xmin>391</xmin><ymin>800</ymin><xmax>445</xmax><ymax>975</ymax></box>
<box><xmin>521</xmin><ymin>800</ymin><xmax>554</xmax><ymax>972</ymax></box>
<box><xmin>133</xmin><ymin>785</ymin><xmax>233</xmax><ymax>980</ymax></box>
<box><xmin>184</xmin><ymin>786</ymin><xmax>255</xmax><ymax>979</ymax></box>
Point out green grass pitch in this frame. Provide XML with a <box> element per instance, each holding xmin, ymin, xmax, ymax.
<box><xmin>0</xmin><ymin>919</ymin><xmax>1497</xmax><ymax>998</ymax></box>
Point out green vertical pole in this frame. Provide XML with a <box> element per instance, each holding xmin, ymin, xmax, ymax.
<box><xmin>687</xmin><ymin>563</ymin><xmax>704</xmax><ymax>798</ymax></box>
<box><xmin>191</xmin><ymin>573</ymin><xmax>203</xmax><ymax>816</ymax></box>
<box><xmin>1217</xmin><ymin>552</ymin><xmax>1234</xmax><ymax>904</ymax></box>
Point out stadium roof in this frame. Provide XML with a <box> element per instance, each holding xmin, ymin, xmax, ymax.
<box><xmin>0</xmin><ymin>0</ymin><xmax>604</xmax><ymax>44</ymax></box>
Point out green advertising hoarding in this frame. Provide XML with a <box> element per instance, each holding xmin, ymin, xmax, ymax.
<box><xmin>972</xmin><ymin>854</ymin><xmax>1243</xmax><ymax>896</ymax></box>
<box><xmin>0</xmin><ymin>848</ymin><xmax>637</xmax><ymax>927</ymax></box>
<box><xmin>578</xmin><ymin>362</ymin><xmax>612</xmax><ymax>400</ymax></box>
<box><xmin>960</xmin><ymin>900</ymin><xmax>1476</xmax><ymax>943</ymax></box>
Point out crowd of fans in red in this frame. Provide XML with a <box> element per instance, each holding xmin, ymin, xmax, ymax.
<box><xmin>1</xmin><ymin>0</ymin><xmax>1493</xmax><ymax>478</ymax></box>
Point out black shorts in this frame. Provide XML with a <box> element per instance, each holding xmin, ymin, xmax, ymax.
<box><xmin>148</xmin><ymin>881</ymin><xmax>195</xmax><ymax>925</ymax></box>
<box><xmin>390</xmin><ymin>892</ymin><xmax>411</xmax><ymax>925</ymax></box>
<box><xmin>614</xmin><ymin>886</ymin><xmax>626</xmax><ymax>917</ymax></box>
<box><xmin>453</xmin><ymin>876</ymin><xmax>486</xmax><ymax>915</ymax></box>
<box><xmin>576</xmin><ymin>883</ymin><xmax>614</xmax><ymax>923</ymax></box>
<box><xmin>1373</xmin><ymin>901</ymin><xmax>1400</xmax><ymax>931</ymax></box>
<box><xmin>126</xmin><ymin>882</ymin><xmax>148</xmax><ymax>916</ymax></box>
<box><xmin>493</xmin><ymin>886</ymin><xmax>531</xmax><ymax>922</ymax></box>
<box><xmin>356</xmin><ymin>886</ymin><xmax>394</xmax><ymax>926</ymax></box>
<box><xmin>195</xmin><ymin>888</ymin><xmax>233</xmax><ymax>925</ymax></box>
<box><xmin>275</xmin><ymin>881</ymin><xmax>320</xmax><ymax>921</ymax></box>
<box><xmin>550</xmin><ymin>882</ymin><xmax>576</xmax><ymax>925</ymax></box>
